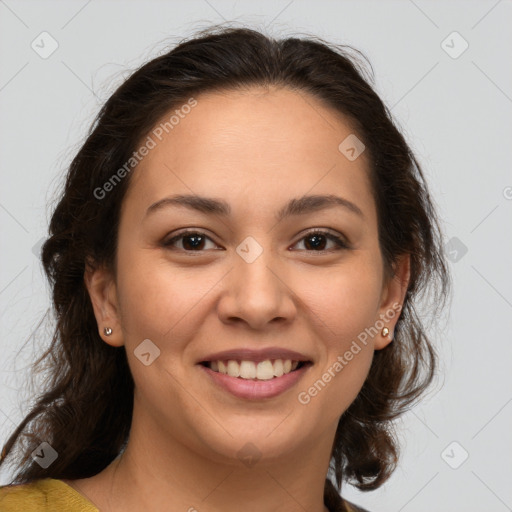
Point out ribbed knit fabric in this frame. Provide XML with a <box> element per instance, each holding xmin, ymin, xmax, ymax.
<box><xmin>0</xmin><ymin>478</ymin><xmax>99</xmax><ymax>511</ymax></box>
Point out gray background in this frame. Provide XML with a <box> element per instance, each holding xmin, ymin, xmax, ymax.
<box><xmin>1</xmin><ymin>1</ymin><xmax>511</xmax><ymax>511</ymax></box>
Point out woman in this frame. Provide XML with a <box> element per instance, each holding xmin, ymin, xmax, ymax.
<box><xmin>0</xmin><ymin>25</ymin><xmax>450</xmax><ymax>511</ymax></box>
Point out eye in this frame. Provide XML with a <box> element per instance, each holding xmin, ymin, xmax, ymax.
<box><xmin>292</xmin><ymin>230</ymin><xmax>349</xmax><ymax>252</ymax></box>
<box><xmin>163</xmin><ymin>230</ymin><xmax>219</xmax><ymax>251</ymax></box>
<box><xmin>163</xmin><ymin>229</ymin><xmax>349</xmax><ymax>253</ymax></box>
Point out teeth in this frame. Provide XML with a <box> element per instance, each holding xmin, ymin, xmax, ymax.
<box><xmin>273</xmin><ymin>359</ymin><xmax>284</xmax><ymax>377</ymax></box>
<box><xmin>227</xmin><ymin>360</ymin><xmax>240</xmax><ymax>377</ymax></box>
<box><xmin>256</xmin><ymin>360</ymin><xmax>274</xmax><ymax>380</ymax></box>
<box><xmin>239</xmin><ymin>360</ymin><xmax>256</xmax><ymax>379</ymax></box>
<box><xmin>209</xmin><ymin>359</ymin><xmax>302</xmax><ymax>380</ymax></box>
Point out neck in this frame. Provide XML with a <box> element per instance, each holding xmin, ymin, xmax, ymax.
<box><xmin>90</xmin><ymin>402</ymin><xmax>337</xmax><ymax>512</ymax></box>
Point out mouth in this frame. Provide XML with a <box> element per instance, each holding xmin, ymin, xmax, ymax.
<box><xmin>199</xmin><ymin>358</ymin><xmax>312</xmax><ymax>381</ymax></box>
<box><xmin>197</xmin><ymin>356</ymin><xmax>313</xmax><ymax>400</ymax></box>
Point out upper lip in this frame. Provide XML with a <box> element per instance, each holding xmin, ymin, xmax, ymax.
<box><xmin>198</xmin><ymin>347</ymin><xmax>312</xmax><ymax>364</ymax></box>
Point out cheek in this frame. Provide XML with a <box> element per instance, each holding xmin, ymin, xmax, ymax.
<box><xmin>302</xmin><ymin>255</ymin><xmax>383</xmax><ymax>344</ymax></box>
<box><xmin>115</xmin><ymin>247</ymin><xmax>219</xmax><ymax>351</ymax></box>
<box><xmin>294</xmin><ymin>257</ymin><xmax>382</xmax><ymax>418</ymax></box>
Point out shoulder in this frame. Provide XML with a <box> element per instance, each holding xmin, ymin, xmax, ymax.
<box><xmin>325</xmin><ymin>478</ymin><xmax>371</xmax><ymax>512</ymax></box>
<box><xmin>344</xmin><ymin>498</ymin><xmax>372</xmax><ymax>512</ymax></box>
<box><xmin>0</xmin><ymin>479</ymin><xmax>46</xmax><ymax>510</ymax></box>
<box><xmin>0</xmin><ymin>478</ymin><xmax>99</xmax><ymax>511</ymax></box>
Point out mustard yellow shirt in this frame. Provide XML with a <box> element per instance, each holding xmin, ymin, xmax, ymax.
<box><xmin>0</xmin><ymin>477</ymin><xmax>366</xmax><ymax>511</ymax></box>
<box><xmin>0</xmin><ymin>478</ymin><xmax>99</xmax><ymax>511</ymax></box>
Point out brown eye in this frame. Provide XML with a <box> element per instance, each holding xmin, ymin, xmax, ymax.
<box><xmin>163</xmin><ymin>229</ymin><xmax>349</xmax><ymax>253</ymax></box>
<box><xmin>293</xmin><ymin>230</ymin><xmax>349</xmax><ymax>252</ymax></box>
<box><xmin>163</xmin><ymin>231</ymin><xmax>218</xmax><ymax>251</ymax></box>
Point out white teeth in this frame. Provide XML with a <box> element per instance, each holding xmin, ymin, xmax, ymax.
<box><xmin>227</xmin><ymin>360</ymin><xmax>240</xmax><ymax>377</ymax></box>
<box><xmin>208</xmin><ymin>358</ymin><xmax>303</xmax><ymax>380</ymax></box>
<box><xmin>273</xmin><ymin>359</ymin><xmax>284</xmax><ymax>377</ymax></box>
<box><xmin>256</xmin><ymin>360</ymin><xmax>274</xmax><ymax>380</ymax></box>
<box><xmin>239</xmin><ymin>360</ymin><xmax>256</xmax><ymax>379</ymax></box>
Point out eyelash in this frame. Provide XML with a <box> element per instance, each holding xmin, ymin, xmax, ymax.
<box><xmin>162</xmin><ymin>229</ymin><xmax>350</xmax><ymax>253</ymax></box>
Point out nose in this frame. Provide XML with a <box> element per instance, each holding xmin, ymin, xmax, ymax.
<box><xmin>217</xmin><ymin>249</ymin><xmax>297</xmax><ymax>331</ymax></box>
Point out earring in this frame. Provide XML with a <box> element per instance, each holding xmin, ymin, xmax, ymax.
<box><xmin>104</xmin><ymin>327</ymin><xmax>113</xmax><ymax>336</ymax></box>
<box><xmin>381</xmin><ymin>327</ymin><xmax>389</xmax><ymax>337</ymax></box>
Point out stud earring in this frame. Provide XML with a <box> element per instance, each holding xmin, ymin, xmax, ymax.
<box><xmin>381</xmin><ymin>327</ymin><xmax>389</xmax><ymax>337</ymax></box>
<box><xmin>104</xmin><ymin>327</ymin><xmax>113</xmax><ymax>336</ymax></box>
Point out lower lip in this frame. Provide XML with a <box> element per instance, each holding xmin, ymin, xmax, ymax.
<box><xmin>198</xmin><ymin>363</ymin><xmax>311</xmax><ymax>400</ymax></box>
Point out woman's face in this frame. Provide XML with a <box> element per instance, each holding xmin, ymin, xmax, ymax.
<box><xmin>87</xmin><ymin>86</ymin><xmax>407</xmax><ymax>465</ymax></box>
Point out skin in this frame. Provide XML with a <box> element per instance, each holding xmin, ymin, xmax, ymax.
<box><xmin>64</xmin><ymin>86</ymin><xmax>409</xmax><ymax>512</ymax></box>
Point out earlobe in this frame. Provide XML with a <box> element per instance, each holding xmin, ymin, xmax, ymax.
<box><xmin>84</xmin><ymin>261</ymin><xmax>124</xmax><ymax>347</ymax></box>
<box><xmin>374</xmin><ymin>254</ymin><xmax>410</xmax><ymax>350</ymax></box>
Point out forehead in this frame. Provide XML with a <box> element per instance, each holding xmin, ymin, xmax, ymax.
<box><xmin>124</xmin><ymin>86</ymin><xmax>375</xmax><ymax>222</ymax></box>
<box><xmin>152</xmin><ymin>86</ymin><xmax>363</xmax><ymax>167</ymax></box>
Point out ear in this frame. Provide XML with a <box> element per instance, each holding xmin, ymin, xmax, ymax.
<box><xmin>84</xmin><ymin>259</ymin><xmax>124</xmax><ymax>347</ymax></box>
<box><xmin>374</xmin><ymin>253</ymin><xmax>410</xmax><ymax>350</ymax></box>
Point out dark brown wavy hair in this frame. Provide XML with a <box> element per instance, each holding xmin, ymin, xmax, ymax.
<box><xmin>0</xmin><ymin>23</ymin><xmax>450</xmax><ymax>506</ymax></box>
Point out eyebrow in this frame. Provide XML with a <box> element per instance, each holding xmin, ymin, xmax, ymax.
<box><xmin>145</xmin><ymin>193</ymin><xmax>364</xmax><ymax>221</ymax></box>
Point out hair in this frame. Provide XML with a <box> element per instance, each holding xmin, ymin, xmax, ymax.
<box><xmin>1</xmin><ymin>23</ymin><xmax>450</xmax><ymax>507</ymax></box>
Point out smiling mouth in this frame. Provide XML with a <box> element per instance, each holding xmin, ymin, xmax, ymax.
<box><xmin>199</xmin><ymin>359</ymin><xmax>311</xmax><ymax>381</ymax></box>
